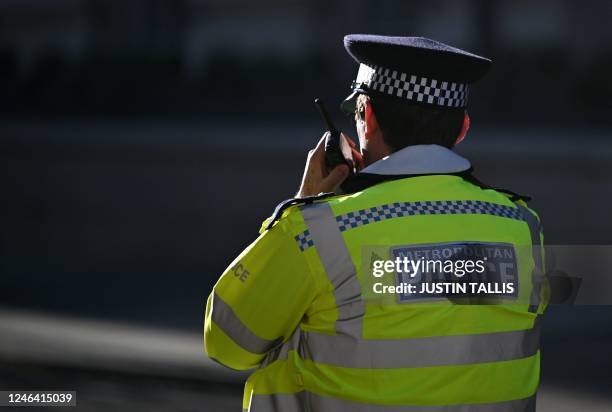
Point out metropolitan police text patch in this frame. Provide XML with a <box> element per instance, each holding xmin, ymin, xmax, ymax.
<box><xmin>391</xmin><ymin>242</ymin><xmax>519</xmax><ymax>302</ymax></box>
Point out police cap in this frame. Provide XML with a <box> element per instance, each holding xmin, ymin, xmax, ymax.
<box><xmin>341</xmin><ymin>34</ymin><xmax>491</xmax><ymax>113</ymax></box>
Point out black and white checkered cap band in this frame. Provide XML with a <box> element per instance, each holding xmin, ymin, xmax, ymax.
<box><xmin>353</xmin><ymin>64</ymin><xmax>469</xmax><ymax>108</ymax></box>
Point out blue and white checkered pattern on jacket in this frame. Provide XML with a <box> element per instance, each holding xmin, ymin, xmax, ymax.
<box><xmin>294</xmin><ymin>200</ymin><xmax>524</xmax><ymax>251</ymax></box>
<box><xmin>295</xmin><ymin>229</ymin><xmax>314</xmax><ymax>251</ymax></box>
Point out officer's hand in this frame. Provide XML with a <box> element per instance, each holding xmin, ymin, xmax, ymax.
<box><xmin>346</xmin><ymin>134</ymin><xmax>365</xmax><ymax>171</ymax></box>
<box><xmin>296</xmin><ymin>133</ymin><xmax>351</xmax><ymax>198</ymax></box>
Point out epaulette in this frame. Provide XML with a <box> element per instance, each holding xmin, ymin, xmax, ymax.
<box><xmin>458</xmin><ymin>170</ymin><xmax>532</xmax><ymax>202</ymax></box>
<box><xmin>265</xmin><ymin>192</ymin><xmax>336</xmax><ymax>231</ymax></box>
<box><xmin>495</xmin><ymin>188</ymin><xmax>532</xmax><ymax>203</ymax></box>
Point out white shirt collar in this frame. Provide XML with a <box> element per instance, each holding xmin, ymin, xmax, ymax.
<box><xmin>359</xmin><ymin>144</ymin><xmax>471</xmax><ymax>176</ymax></box>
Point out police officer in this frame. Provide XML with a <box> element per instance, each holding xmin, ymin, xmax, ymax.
<box><xmin>205</xmin><ymin>35</ymin><xmax>547</xmax><ymax>411</ymax></box>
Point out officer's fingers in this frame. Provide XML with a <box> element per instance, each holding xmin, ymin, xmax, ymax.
<box><xmin>311</xmin><ymin>132</ymin><xmax>328</xmax><ymax>153</ymax></box>
<box><xmin>351</xmin><ymin>147</ymin><xmax>365</xmax><ymax>171</ymax></box>
<box><xmin>341</xmin><ymin>132</ymin><xmax>357</xmax><ymax>148</ymax></box>
<box><xmin>320</xmin><ymin>164</ymin><xmax>349</xmax><ymax>192</ymax></box>
<box><xmin>306</xmin><ymin>132</ymin><xmax>327</xmax><ymax>159</ymax></box>
<box><xmin>307</xmin><ymin>133</ymin><xmax>328</xmax><ymax>170</ymax></box>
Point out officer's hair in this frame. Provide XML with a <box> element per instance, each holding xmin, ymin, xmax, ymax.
<box><xmin>355</xmin><ymin>94</ymin><xmax>464</xmax><ymax>150</ymax></box>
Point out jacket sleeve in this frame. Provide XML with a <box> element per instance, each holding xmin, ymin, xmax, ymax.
<box><xmin>204</xmin><ymin>219</ymin><xmax>317</xmax><ymax>370</ymax></box>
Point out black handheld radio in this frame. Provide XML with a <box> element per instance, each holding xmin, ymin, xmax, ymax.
<box><xmin>314</xmin><ymin>98</ymin><xmax>356</xmax><ymax>174</ymax></box>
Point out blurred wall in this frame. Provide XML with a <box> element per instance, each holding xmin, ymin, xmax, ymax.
<box><xmin>0</xmin><ymin>0</ymin><xmax>611</xmax><ymax>124</ymax></box>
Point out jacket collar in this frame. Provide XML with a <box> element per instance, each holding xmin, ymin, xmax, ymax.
<box><xmin>359</xmin><ymin>144</ymin><xmax>471</xmax><ymax>176</ymax></box>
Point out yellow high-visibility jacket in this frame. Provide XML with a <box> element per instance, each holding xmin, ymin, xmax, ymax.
<box><xmin>205</xmin><ymin>144</ymin><xmax>548</xmax><ymax>411</ymax></box>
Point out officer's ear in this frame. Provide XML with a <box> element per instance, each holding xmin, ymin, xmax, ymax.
<box><xmin>363</xmin><ymin>100</ymin><xmax>380</xmax><ymax>138</ymax></box>
<box><xmin>454</xmin><ymin>111</ymin><xmax>470</xmax><ymax>145</ymax></box>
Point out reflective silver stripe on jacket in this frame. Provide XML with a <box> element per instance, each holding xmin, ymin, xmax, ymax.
<box><xmin>301</xmin><ymin>202</ymin><xmax>364</xmax><ymax>337</ymax></box>
<box><xmin>247</xmin><ymin>392</ymin><xmax>536</xmax><ymax>412</ymax></box>
<box><xmin>260</xmin><ymin>326</ymin><xmax>304</xmax><ymax>368</ymax></box>
<box><xmin>210</xmin><ymin>292</ymin><xmax>281</xmax><ymax>354</ymax></box>
<box><xmin>263</xmin><ymin>317</ymin><xmax>540</xmax><ymax>369</ymax></box>
<box><xmin>516</xmin><ymin>205</ymin><xmax>545</xmax><ymax>313</ymax></box>
<box><xmin>301</xmin><ymin>318</ymin><xmax>540</xmax><ymax>368</ymax></box>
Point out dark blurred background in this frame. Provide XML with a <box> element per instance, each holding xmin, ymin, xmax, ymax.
<box><xmin>1</xmin><ymin>0</ymin><xmax>612</xmax><ymax>124</ymax></box>
<box><xmin>0</xmin><ymin>1</ymin><xmax>611</xmax><ymax>411</ymax></box>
